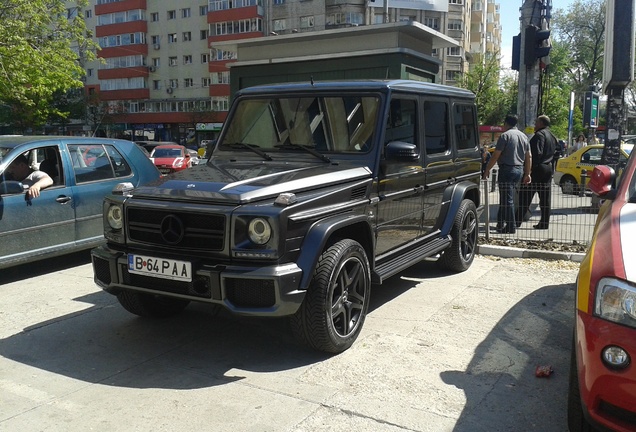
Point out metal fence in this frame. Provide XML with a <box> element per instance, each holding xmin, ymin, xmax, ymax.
<box><xmin>480</xmin><ymin>174</ymin><xmax>598</xmax><ymax>249</ymax></box>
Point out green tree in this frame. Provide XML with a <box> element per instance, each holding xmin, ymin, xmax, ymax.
<box><xmin>0</xmin><ymin>0</ymin><xmax>96</xmax><ymax>132</ymax></box>
<box><xmin>551</xmin><ymin>0</ymin><xmax>605</xmax><ymax>92</ymax></box>
<box><xmin>460</xmin><ymin>52</ymin><xmax>517</xmax><ymax>125</ymax></box>
<box><xmin>539</xmin><ymin>40</ymin><xmax>572</xmax><ymax>138</ymax></box>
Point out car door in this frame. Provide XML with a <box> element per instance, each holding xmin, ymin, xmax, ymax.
<box><xmin>66</xmin><ymin>142</ymin><xmax>134</xmax><ymax>246</ymax></box>
<box><xmin>422</xmin><ymin>98</ymin><xmax>454</xmax><ymax>237</ymax></box>
<box><xmin>0</xmin><ymin>145</ymin><xmax>75</xmax><ymax>265</ymax></box>
<box><xmin>376</xmin><ymin>96</ymin><xmax>424</xmax><ymax>255</ymax></box>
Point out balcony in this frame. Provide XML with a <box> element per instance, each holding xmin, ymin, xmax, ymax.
<box><xmin>95</xmin><ymin>0</ymin><xmax>147</xmax><ymax>15</ymax></box>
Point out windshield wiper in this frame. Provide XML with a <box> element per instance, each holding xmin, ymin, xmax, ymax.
<box><xmin>222</xmin><ymin>142</ymin><xmax>272</xmax><ymax>161</ymax></box>
<box><xmin>275</xmin><ymin>142</ymin><xmax>331</xmax><ymax>163</ymax></box>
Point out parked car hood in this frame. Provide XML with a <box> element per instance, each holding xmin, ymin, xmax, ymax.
<box><xmin>152</xmin><ymin>157</ymin><xmax>184</xmax><ymax>165</ymax></box>
<box><xmin>133</xmin><ymin>159</ymin><xmax>371</xmax><ymax>204</ymax></box>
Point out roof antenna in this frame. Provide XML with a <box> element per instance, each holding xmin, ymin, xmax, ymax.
<box><xmin>310</xmin><ymin>76</ymin><xmax>314</xmax><ymax>86</ymax></box>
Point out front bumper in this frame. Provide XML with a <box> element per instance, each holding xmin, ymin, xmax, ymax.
<box><xmin>575</xmin><ymin>310</ymin><xmax>636</xmax><ymax>431</ymax></box>
<box><xmin>91</xmin><ymin>245</ymin><xmax>305</xmax><ymax>317</ymax></box>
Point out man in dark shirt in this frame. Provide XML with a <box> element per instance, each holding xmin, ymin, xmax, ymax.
<box><xmin>516</xmin><ymin>115</ymin><xmax>557</xmax><ymax>229</ymax></box>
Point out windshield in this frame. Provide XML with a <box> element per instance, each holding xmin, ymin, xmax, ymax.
<box><xmin>152</xmin><ymin>148</ymin><xmax>183</xmax><ymax>158</ymax></box>
<box><xmin>219</xmin><ymin>95</ymin><xmax>380</xmax><ymax>155</ymax></box>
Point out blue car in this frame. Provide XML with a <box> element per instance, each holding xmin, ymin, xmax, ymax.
<box><xmin>0</xmin><ymin>136</ymin><xmax>160</xmax><ymax>268</ymax></box>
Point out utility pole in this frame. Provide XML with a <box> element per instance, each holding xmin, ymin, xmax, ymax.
<box><xmin>517</xmin><ymin>0</ymin><xmax>551</xmax><ymax>134</ymax></box>
<box><xmin>601</xmin><ymin>0</ymin><xmax>635</xmax><ymax>170</ymax></box>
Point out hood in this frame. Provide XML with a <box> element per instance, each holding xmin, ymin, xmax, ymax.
<box><xmin>152</xmin><ymin>157</ymin><xmax>185</xmax><ymax>167</ymax></box>
<box><xmin>133</xmin><ymin>159</ymin><xmax>372</xmax><ymax>204</ymax></box>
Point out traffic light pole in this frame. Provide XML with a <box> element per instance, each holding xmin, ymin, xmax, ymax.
<box><xmin>517</xmin><ymin>0</ymin><xmax>550</xmax><ymax>134</ymax></box>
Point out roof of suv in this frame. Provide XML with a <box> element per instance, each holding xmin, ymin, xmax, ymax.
<box><xmin>237</xmin><ymin>80</ymin><xmax>475</xmax><ymax>99</ymax></box>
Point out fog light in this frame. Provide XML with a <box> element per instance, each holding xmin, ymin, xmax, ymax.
<box><xmin>602</xmin><ymin>346</ymin><xmax>630</xmax><ymax>369</ymax></box>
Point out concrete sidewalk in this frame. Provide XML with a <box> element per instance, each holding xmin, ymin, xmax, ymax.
<box><xmin>0</xmin><ymin>252</ymin><xmax>580</xmax><ymax>432</ymax></box>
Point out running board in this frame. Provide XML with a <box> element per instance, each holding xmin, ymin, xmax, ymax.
<box><xmin>373</xmin><ymin>236</ymin><xmax>451</xmax><ymax>283</ymax></box>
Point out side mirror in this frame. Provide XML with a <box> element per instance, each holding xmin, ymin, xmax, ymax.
<box><xmin>385</xmin><ymin>141</ymin><xmax>420</xmax><ymax>161</ymax></box>
<box><xmin>0</xmin><ymin>181</ymin><xmax>28</xmax><ymax>195</ymax></box>
<box><xmin>588</xmin><ymin>165</ymin><xmax>615</xmax><ymax>197</ymax></box>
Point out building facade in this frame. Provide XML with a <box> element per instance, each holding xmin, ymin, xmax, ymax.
<box><xmin>79</xmin><ymin>0</ymin><xmax>500</xmax><ymax>141</ymax></box>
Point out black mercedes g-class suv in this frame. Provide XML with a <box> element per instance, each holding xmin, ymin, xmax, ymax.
<box><xmin>92</xmin><ymin>80</ymin><xmax>482</xmax><ymax>354</ymax></box>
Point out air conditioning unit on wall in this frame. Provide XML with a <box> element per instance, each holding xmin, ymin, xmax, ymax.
<box><xmin>166</xmin><ymin>88</ymin><xmax>173</xmax><ymax>94</ymax></box>
<box><xmin>148</xmin><ymin>66</ymin><xmax>156</xmax><ymax>72</ymax></box>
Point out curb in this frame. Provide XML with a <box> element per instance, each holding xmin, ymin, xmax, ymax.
<box><xmin>477</xmin><ymin>244</ymin><xmax>586</xmax><ymax>263</ymax></box>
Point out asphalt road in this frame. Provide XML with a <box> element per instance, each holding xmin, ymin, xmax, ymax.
<box><xmin>0</xmin><ymin>252</ymin><xmax>579</xmax><ymax>432</ymax></box>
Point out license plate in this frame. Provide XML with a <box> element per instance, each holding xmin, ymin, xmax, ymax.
<box><xmin>160</xmin><ymin>168</ymin><xmax>171</xmax><ymax>174</ymax></box>
<box><xmin>128</xmin><ymin>254</ymin><xmax>192</xmax><ymax>282</ymax></box>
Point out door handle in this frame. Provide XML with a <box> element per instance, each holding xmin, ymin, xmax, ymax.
<box><xmin>414</xmin><ymin>185</ymin><xmax>425</xmax><ymax>193</ymax></box>
<box><xmin>56</xmin><ymin>195</ymin><xmax>72</xmax><ymax>204</ymax></box>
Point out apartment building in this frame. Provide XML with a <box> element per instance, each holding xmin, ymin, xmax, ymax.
<box><xmin>80</xmin><ymin>0</ymin><xmax>500</xmax><ymax>140</ymax></box>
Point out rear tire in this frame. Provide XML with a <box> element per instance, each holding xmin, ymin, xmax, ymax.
<box><xmin>117</xmin><ymin>291</ymin><xmax>190</xmax><ymax>318</ymax></box>
<box><xmin>438</xmin><ymin>199</ymin><xmax>477</xmax><ymax>272</ymax></box>
<box><xmin>561</xmin><ymin>175</ymin><xmax>578</xmax><ymax>195</ymax></box>
<box><xmin>290</xmin><ymin>239</ymin><xmax>371</xmax><ymax>354</ymax></box>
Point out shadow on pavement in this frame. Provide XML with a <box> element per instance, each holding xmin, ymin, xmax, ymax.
<box><xmin>0</xmin><ymin>250</ymin><xmax>93</xmax><ymax>285</ymax></box>
<box><xmin>440</xmin><ymin>282</ymin><xmax>575</xmax><ymax>432</ymax></box>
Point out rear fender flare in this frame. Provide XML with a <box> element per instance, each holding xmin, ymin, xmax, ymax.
<box><xmin>439</xmin><ymin>181</ymin><xmax>480</xmax><ymax>236</ymax></box>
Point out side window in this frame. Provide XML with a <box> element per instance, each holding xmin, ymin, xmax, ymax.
<box><xmin>423</xmin><ymin>100</ymin><xmax>448</xmax><ymax>155</ymax></box>
<box><xmin>0</xmin><ymin>146</ymin><xmax>62</xmax><ymax>194</ymax></box>
<box><xmin>453</xmin><ymin>104</ymin><xmax>478</xmax><ymax>150</ymax></box>
<box><xmin>385</xmin><ymin>98</ymin><xmax>416</xmax><ymax>144</ymax></box>
<box><xmin>69</xmin><ymin>144</ymin><xmax>129</xmax><ymax>183</ymax></box>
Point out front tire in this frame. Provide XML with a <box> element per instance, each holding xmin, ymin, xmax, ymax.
<box><xmin>561</xmin><ymin>175</ymin><xmax>578</xmax><ymax>195</ymax></box>
<box><xmin>568</xmin><ymin>336</ymin><xmax>594</xmax><ymax>431</ymax></box>
<box><xmin>291</xmin><ymin>239</ymin><xmax>371</xmax><ymax>354</ymax></box>
<box><xmin>117</xmin><ymin>291</ymin><xmax>190</xmax><ymax>318</ymax></box>
<box><xmin>438</xmin><ymin>199</ymin><xmax>478</xmax><ymax>272</ymax></box>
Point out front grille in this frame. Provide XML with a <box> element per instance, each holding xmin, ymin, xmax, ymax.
<box><xmin>225</xmin><ymin>278</ymin><xmax>276</xmax><ymax>308</ymax></box>
<box><xmin>127</xmin><ymin>208</ymin><xmax>225</xmax><ymax>250</ymax></box>
<box><xmin>93</xmin><ymin>256</ymin><xmax>112</xmax><ymax>285</ymax></box>
<box><xmin>120</xmin><ymin>264</ymin><xmax>212</xmax><ymax>299</ymax></box>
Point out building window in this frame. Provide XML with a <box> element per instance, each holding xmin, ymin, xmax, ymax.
<box><xmin>423</xmin><ymin>17</ymin><xmax>439</xmax><ymax>30</ymax></box>
<box><xmin>200</xmin><ymin>5</ymin><xmax>208</xmax><ymax>15</ymax></box>
<box><xmin>202</xmin><ymin>77</ymin><xmax>211</xmax><ymax>87</ymax></box>
<box><xmin>98</xmin><ymin>10</ymin><xmax>146</xmax><ymax>25</ymax></box>
<box><xmin>169</xmin><ymin>56</ymin><xmax>178</xmax><ymax>66</ymax></box>
<box><xmin>151</xmin><ymin>35</ymin><xmax>160</xmax><ymax>45</ymax></box>
<box><xmin>213</xmin><ymin>49</ymin><xmax>237</xmax><ymax>61</ymax></box>
<box><xmin>445</xmin><ymin>70</ymin><xmax>460</xmax><ymax>81</ymax></box>
<box><xmin>100</xmin><ymin>77</ymin><xmax>145</xmax><ymax>91</ymax></box>
<box><xmin>153</xmin><ymin>80</ymin><xmax>161</xmax><ymax>90</ymax></box>
<box><xmin>447</xmin><ymin>20</ymin><xmax>462</xmax><ymax>31</ymax></box>
<box><xmin>181</xmin><ymin>8</ymin><xmax>191</xmax><ymax>18</ymax></box>
<box><xmin>273</xmin><ymin>19</ymin><xmax>286</xmax><ymax>31</ymax></box>
<box><xmin>183</xmin><ymin>31</ymin><xmax>192</xmax><ymax>42</ymax></box>
<box><xmin>201</xmin><ymin>53</ymin><xmax>209</xmax><ymax>63</ymax></box>
<box><xmin>152</xmin><ymin>58</ymin><xmax>160</xmax><ymax>67</ymax></box>
<box><xmin>99</xmin><ymin>32</ymin><xmax>145</xmax><ymax>48</ymax></box>
<box><xmin>100</xmin><ymin>55</ymin><xmax>144</xmax><ymax>69</ymax></box>
<box><xmin>200</xmin><ymin>29</ymin><xmax>209</xmax><ymax>40</ymax></box>
<box><xmin>87</xmin><ymin>68</ymin><xmax>93</xmax><ymax>77</ymax></box>
<box><xmin>167</xmin><ymin>10</ymin><xmax>176</xmax><ymax>19</ymax></box>
<box><xmin>446</xmin><ymin>46</ymin><xmax>461</xmax><ymax>56</ymax></box>
<box><xmin>212</xmin><ymin>71</ymin><xmax>230</xmax><ymax>84</ymax></box>
<box><xmin>183</xmin><ymin>55</ymin><xmax>192</xmax><ymax>64</ymax></box>
<box><xmin>300</xmin><ymin>15</ymin><xmax>314</xmax><ymax>28</ymax></box>
<box><xmin>449</xmin><ymin>0</ymin><xmax>463</xmax><ymax>4</ymax></box>
<box><xmin>184</xmin><ymin>78</ymin><xmax>193</xmax><ymax>88</ymax></box>
<box><xmin>168</xmin><ymin>33</ymin><xmax>177</xmax><ymax>43</ymax></box>
<box><xmin>214</xmin><ymin>18</ymin><xmax>261</xmax><ymax>35</ymax></box>
<box><xmin>151</xmin><ymin>12</ymin><xmax>159</xmax><ymax>22</ymax></box>
<box><xmin>212</xmin><ymin>96</ymin><xmax>229</xmax><ymax>111</ymax></box>
<box><xmin>85</xmin><ymin>10</ymin><xmax>92</xmax><ymax>19</ymax></box>
<box><xmin>169</xmin><ymin>79</ymin><xmax>179</xmax><ymax>89</ymax></box>
<box><xmin>273</xmin><ymin>0</ymin><xmax>285</xmax><ymax>4</ymax></box>
<box><xmin>431</xmin><ymin>48</ymin><xmax>439</xmax><ymax>56</ymax></box>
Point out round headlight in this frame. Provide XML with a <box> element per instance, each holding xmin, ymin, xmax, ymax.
<box><xmin>248</xmin><ymin>217</ymin><xmax>271</xmax><ymax>245</ymax></box>
<box><xmin>107</xmin><ymin>205</ymin><xmax>123</xmax><ymax>230</ymax></box>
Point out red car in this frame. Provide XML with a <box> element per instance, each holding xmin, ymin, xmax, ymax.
<box><xmin>569</xmin><ymin>158</ymin><xmax>636</xmax><ymax>431</ymax></box>
<box><xmin>150</xmin><ymin>144</ymin><xmax>192</xmax><ymax>175</ymax></box>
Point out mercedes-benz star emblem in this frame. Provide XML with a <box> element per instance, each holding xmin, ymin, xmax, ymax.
<box><xmin>160</xmin><ymin>215</ymin><xmax>185</xmax><ymax>245</ymax></box>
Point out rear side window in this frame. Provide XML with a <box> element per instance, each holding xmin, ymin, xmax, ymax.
<box><xmin>69</xmin><ymin>144</ymin><xmax>131</xmax><ymax>183</ymax></box>
<box><xmin>423</xmin><ymin>101</ymin><xmax>448</xmax><ymax>154</ymax></box>
<box><xmin>453</xmin><ymin>104</ymin><xmax>478</xmax><ymax>150</ymax></box>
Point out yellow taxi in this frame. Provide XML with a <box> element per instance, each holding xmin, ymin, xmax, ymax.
<box><xmin>554</xmin><ymin>144</ymin><xmax>632</xmax><ymax>194</ymax></box>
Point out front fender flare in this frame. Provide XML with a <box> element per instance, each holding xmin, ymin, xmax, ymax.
<box><xmin>296</xmin><ymin>214</ymin><xmax>372</xmax><ymax>291</ymax></box>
